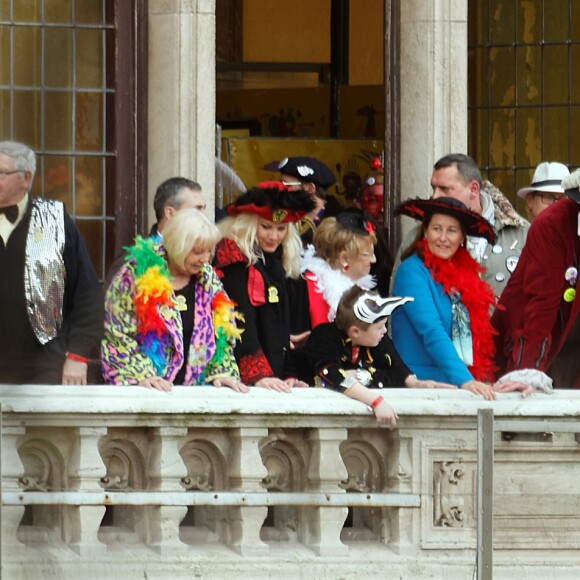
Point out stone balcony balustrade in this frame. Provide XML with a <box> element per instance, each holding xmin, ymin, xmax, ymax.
<box><xmin>1</xmin><ymin>385</ymin><xmax>580</xmax><ymax>579</ymax></box>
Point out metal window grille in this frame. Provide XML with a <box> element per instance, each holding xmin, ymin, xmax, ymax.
<box><xmin>0</xmin><ymin>0</ymin><xmax>117</xmax><ymax>279</ymax></box>
<box><xmin>468</xmin><ymin>0</ymin><xmax>580</xmax><ymax>211</ymax></box>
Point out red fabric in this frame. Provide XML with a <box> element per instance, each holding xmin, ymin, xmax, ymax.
<box><xmin>305</xmin><ymin>273</ymin><xmax>331</xmax><ymax>327</ymax></box>
<box><xmin>492</xmin><ymin>199</ymin><xmax>580</xmax><ymax>382</ymax></box>
<box><xmin>239</xmin><ymin>350</ymin><xmax>274</xmax><ymax>384</ymax></box>
<box><xmin>247</xmin><ymin>265</ymin><xmax>266</xmax><ymax>306</ymax></box>
<box><xmin>214</xmin><ymin>238</ymin><xmax>248</xmax><ymax>270</ymax></box>
<box><xmin>418</xmin><ymin>239</ymin><xmax>497</xmax><ymax>382</ymax></box>
<box><xmin>214</xmin><ymin>238</ymin><xmax>266</xmax><ymax>306</ymax></box>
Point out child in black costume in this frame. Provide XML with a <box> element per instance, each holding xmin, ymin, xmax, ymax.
<box><xmin>306</xmin><ymin>286</ymin><xmax>455</xmax><ymax>427</ymax></box>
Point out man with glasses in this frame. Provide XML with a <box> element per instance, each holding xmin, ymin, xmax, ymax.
<box><xmin>516</xmin><ymin>161</ymin><xmax>570</xmax><ymax>221</ymax></box>
<box><xmin>0</xmin><ymin>141</ymin><xmax>102</xmax><ymax>385</ymax></box>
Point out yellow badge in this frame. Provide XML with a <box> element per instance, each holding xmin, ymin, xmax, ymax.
<box><xmin>272</xmin><ymin>209</ymin><xmax>288</xmax><ymax>223</ymax></box>
<box><xmin>268</xmin><ymin>285</ymin><xmax>279</xmax><ymax>303</ymax></box>
<box><xmin>175</xmin><ymin>295</ymin><xmax>188</xmax><ymax>311</ymax></box>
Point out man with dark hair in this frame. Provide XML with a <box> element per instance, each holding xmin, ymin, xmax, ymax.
<box><xmin>392</xmin><ymin>153</ymin><xmax>529</xmax><ymax>297</ymax></box>
<box><xmin>150</xmin><ymin>177</ymin><xmax>206</xmax><ymax>239</ymax></box>
<box><xmin>0</xmin><ymin>141</ymin><xmax>102</xmax><ymax>384</ymax></box>
<box><xmin>106</xmin><ymin>177</ymin><xmax>207</xmax><ymax>287</ymax></box>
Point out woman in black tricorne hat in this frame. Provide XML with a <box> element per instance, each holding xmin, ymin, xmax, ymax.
<box><xmin>391</xmin><ymin>196</ymin><xmax>530</xmax><ymax>399</ymax></box>
<box><xmin>213</xmin><ymin>181</ymin><xmax>315</xmax><ymax>391</ymax></box>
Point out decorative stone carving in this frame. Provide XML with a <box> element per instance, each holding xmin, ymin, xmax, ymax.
<box><xmin>17</xmin><ymin>435</ymin><xmax>67</xmax><ymax>544</ymax></box>
<box><xmin>180</xmin><ymin>442</ymin><xmax>224</xmax><ymax>491</ymax></box>
<box><xmin>340</xmin><ymin>441</ymin><xmax>383</xmax><ymax>492</ymax></box>
<box><xmin>99</xmin><ymin>440</ymin><xmax>145</xmax><ymax>490</ymax></box>
<box><xmin>179</xmin><ymin>439</ymin><xmax>227</xmax><ymax>544</ymax></box>
<box><xmin>340</xmin><ymin>438</ymin><xmax>385</xmax><ymax>542</ymax></box>
<box><xmin>98</xmin><ymin>434</ymin><xmax>147</xmax><ymax>545</ymax></box>
<box><xmin>433</xmin><ymin>460</ymin><xmax>465</xmax><ymax>528</ymax></box>
<box><xmin>260</xmin><ymin>434</ymin><xmax>306</xmax><ymax>540</ymax></box>
<box><xmin>18</xmin><ymin>439</ymin><xmax>64</xmax><ymax>492</ymax></box>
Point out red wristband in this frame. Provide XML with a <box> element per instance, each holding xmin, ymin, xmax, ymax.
<box><xmin>370</xmin><ymin>395</ymin><xmax>384</xmax><ymax>409</ymax></box>
<box><xmin>66</xmin><ymin>352</ymin><xmax>88</xmax><ymax>364</ymax></box>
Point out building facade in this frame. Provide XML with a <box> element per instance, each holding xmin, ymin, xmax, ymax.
<box><xmin>1</xmin><ymin>1</ymin><xmax>578</xmax><ymax>277</ymax></box>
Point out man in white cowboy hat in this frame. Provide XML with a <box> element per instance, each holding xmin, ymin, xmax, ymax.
<box><xmin>492</xmin><ymin>168</ymin><xmax>580</xmax><ymax>388</ymax></box>
<box><xmin>517</xmin><ymin>161</ymin><xmax>570</xmax><ymax>221</ymax></box>
<box><xmin>392</xmin><ymin>154</ymin><xmax>529</xmax><ymax>297</ymax></box>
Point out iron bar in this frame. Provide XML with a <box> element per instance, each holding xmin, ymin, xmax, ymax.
<box><xmin>1</xmin><ymin>491</ymin><xmax>421</xmax><ymax>508</ymax></box>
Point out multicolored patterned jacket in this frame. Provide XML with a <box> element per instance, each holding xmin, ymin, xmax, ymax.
<box><xmin>102</xmin><ymin>242</ymin><xmax>241</xmax><ymax>385</ymax></box>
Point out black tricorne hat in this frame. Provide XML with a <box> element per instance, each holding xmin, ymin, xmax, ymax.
<box><xmin>395</xmin><ymin>196</ymin><xmax>496</xmax><ymax>244</ymax></box>
<box><xmin>227</xmin><ymin>181</ymin><xmax>316</xmax><ymax>223</ymax></box>
<box><xmin>277</xmin><ymin>157</ymin><xmax>336</xmax><ymax>189</ymax></box>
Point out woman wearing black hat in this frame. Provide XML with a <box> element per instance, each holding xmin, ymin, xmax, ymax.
<box><xmin>213</xmin><ymin>182</ymin><xmax>315</xmax><ymax>391</ymax></box>
<box><xmin>391</xmin><ymin>197</ymin><xmax>528</xmax><ymax>399</ymax></box>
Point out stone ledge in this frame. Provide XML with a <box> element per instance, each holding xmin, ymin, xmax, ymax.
<box><xmin>1</xmin><ymin>385</ymin><xmax>579</xmax><ymax>418</ymax></box>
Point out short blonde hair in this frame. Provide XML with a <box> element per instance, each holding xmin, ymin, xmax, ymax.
<box><xmin>314</xmin><ymin>217</ymin><xmax>376</xmax><ymax>268</ymax></box>
<box><xmin>218</xmin><ymin>213</ymin><xmax>302</xmax><ymax>278</ymax></box>
<box><xmin>162</xmin><ymin>208</ymin><xmax>221</xmax><ymax>269</ymax></box>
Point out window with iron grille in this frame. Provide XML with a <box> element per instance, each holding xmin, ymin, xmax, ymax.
<box><xmin>0</xmin><ymin>0</ymin><xmax>145</xmax><ymax>280</ymax></box>
<box><xmin>468</xmin><ymin>0</ymin><xmax>580</xmax><ymax>213</ymax></box>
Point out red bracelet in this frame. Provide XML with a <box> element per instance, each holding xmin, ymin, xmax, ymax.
<box><xmin>370</xmin><ymin>395</ymin><xmax>384</xmax><ymax>409</ymax></box>
<box><xmin>66</xmin><ymin>352</ymin><xmax>89</xmax><ymax>364</ymax></box>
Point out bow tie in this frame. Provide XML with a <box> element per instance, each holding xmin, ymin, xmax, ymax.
<box><xmin>0</xmin><ymin>205</ymin><xmax>18</xmax><ymax>223</ymax></box>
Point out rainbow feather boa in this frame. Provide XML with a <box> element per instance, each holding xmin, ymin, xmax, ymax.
<box><xmin>126</xmin><ymin>236</ymin><xmax>174</xmax><ymax>374</ymax></box>
<box><xmin>210</xmin><ymin>291</ymin><xmax>244</xmax><ymax>370</ymax></box>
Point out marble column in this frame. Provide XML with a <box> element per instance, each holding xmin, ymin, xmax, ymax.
<box><xmin>399</xmin><ymin>0</ymin><xmax>468</xmax><ymax>214</ymax></box>
<box><xmin>148</xmin><ymin>0</ymin><xmax>217</xmax><ymax>225</ymax></box>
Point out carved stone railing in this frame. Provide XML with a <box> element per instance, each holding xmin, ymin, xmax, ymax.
<box><xmin>2</xmin><ymin>386</ymin><xmax>580</xmax><ymax>579</ymax></box>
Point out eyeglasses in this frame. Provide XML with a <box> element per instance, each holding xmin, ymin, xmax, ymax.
<box><xmin>0</xmin><ymin>169</ymin><xmax>23</xmax><ymax>179</ymax></box>
<box><xmin>536</xmin><ymin>192</ymin><xmax>563</xmax><ymax>205</ymax></box>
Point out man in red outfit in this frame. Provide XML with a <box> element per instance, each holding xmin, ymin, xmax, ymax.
<box><xmin>492</xmin><ymin>169</ymin><xmax>580</xmax><ymax>388</ymax></box>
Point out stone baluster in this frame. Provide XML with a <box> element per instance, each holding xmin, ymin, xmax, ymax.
<box><xmin>226</xmin><ymin>427</ymin><xmax>269</xmax><ymax>555</ymax></box>
<box><xmin>67</xmin><ymin>426</ymin><xmax>108</xmax><ymax>556</ymax></box>
<box><xmin>304</xmin><ymin>427</ymin><xmax>349</xmax><ymax>555</ymax></box>
<box><xmin>1</xmin><ymin>425</ymin><xmax>26</xmax><ymax>557</ymax></box>
<box><xmin>148</xmin><ymin>426</ymin><xmax>189</xmax><ymax>554</ymax></box>
<box><xmin>385</xmin><ymin>431</ymin><xmax>416</xmax><ymax>554</ymax></box>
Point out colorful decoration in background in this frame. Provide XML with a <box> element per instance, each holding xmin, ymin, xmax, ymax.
<box><xmin>220</xmin><ymin>137</ymin><xmax>384</xmax><ymax>206</ymax></box>
<box><xmin>360</xmin><ymin>156</ymin><xmax>385</xmax><ymax>226</ymax></box>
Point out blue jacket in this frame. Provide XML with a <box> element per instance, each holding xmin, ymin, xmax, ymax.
<box><xmin>391</xmin><ymin>254</ymin><xmax>473</xmax><ymax>386</ymax></box>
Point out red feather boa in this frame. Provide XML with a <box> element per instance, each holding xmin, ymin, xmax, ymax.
<box><xmin>418</xmin><ymin>239</ymin><xmax>498</xmax><ymax>382</ymax></box>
